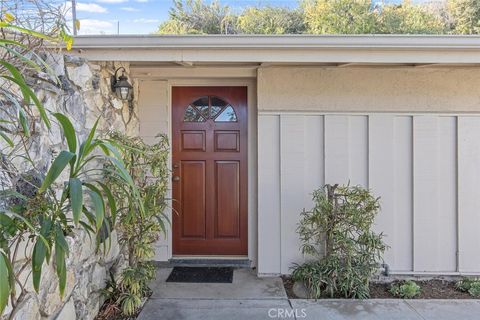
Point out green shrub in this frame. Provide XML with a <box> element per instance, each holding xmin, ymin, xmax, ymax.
<box><xmin>390</xmin><ymin>281</ymin><xmax>421</xmax><ymax>299</ymax></box>
<box><xmin>292</xmin><ymin>184</ymin><xmax>387</xmax><ymax>299</ymax></box>
<box><xmin>103</xmin><ymin>132</ymin><xmax>170</xmax><ymax>316</ymax></box>
<box><xmin>456</xmin><ymin>278</ymin><xmax>480</xmax><ymax>297</ymax></box>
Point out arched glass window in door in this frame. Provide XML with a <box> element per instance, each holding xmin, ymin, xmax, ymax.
<box><xmin>184</xmin><ymin>96</ymin><xmax>237</xmax><ymax>122</ymax></box>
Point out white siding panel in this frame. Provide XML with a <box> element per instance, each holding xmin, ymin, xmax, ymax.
<box><xmin>257</xmin><ymin>115</ymin><xmax>281</xmax><ymax>274</ymax></box>
<box><xmin>280</xmin><ymin>115</ymin><xmax>306</xmax><ymax>274</ymax></box>
<box><xmin>413</xmin><ymin>116</ymin><xmax>457</xmax><ymax>272</ymax></box>
<box><xmin>257</xmin><ymin>112</ymin><xmax>476</xmax><ymax>274</ymax></box>
<box><xmin>458</xmin><ymin>117</ymin><xmax>480</xmax><ymax>272</ymax></box>
<box><xmin>438</xmin><ymin>117</ymin><xmax>457</xmax><ymax>272</ymax></box>
<box><xmin>349</xmin><ymin>116</ymin><xmax>369</xmax><ymax>187</ymax></box>
<box><xmin>393</xmin><ymin>117</ymin><xmax>414</xmax><ymax>271</ymax></box>
<box><xmin>303</xmin><ymin>116</ymin><xmax>325</xmax><ymax>205</ymax></box>
<box><xmin>369</xmin><ymin>115</ymin><xmax>396</xmax><ymax>268</ymax></box>
<box><xmin>413</xmin><ymin>116</ymin><xmax>440</xmax><ymax>271</ymax></box>
<box><xmin>325</xmin><ymin>115</ymin><xmax>349</xmax><ymax>185</ymax></box>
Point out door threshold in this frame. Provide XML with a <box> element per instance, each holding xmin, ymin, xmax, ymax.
<box><xmin>160</xmin><ymin>256</ymin><xmax>251</xmax><ymax>268</ymax></box>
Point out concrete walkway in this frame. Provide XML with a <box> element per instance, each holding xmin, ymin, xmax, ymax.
<box><xmin>138</xmin><ymin>268</ymin><xmax>480</xmax><ymax>320</ymax></box>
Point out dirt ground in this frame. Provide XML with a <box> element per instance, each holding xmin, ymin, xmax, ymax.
<box><xmin>282</xmin><ymin>276</ymin><xmax>474</xmax><ymax>299</ymax></box>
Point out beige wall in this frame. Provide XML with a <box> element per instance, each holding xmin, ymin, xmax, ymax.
<box><xmin>137</xmin><ymin>65</ymin><xmax>480</xmax><ymax>276</ymax></box>
<box><xmin>257</xmin><ymin>66</ymin><xmax>480</xmax><ymax>276</ymax></box>
<box><xmin>137</xmin><ymin>80</ymin><xmax>171</xmax><ymax>261</ymax></box>
<box><xmin>258</xmin><ymin>67</ymin><xmax>480</xmax><ymax>113</ymax></box>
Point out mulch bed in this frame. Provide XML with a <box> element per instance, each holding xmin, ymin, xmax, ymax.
<box><xmin>282</xmin><ymin>276</ymin><xmax>474</xmax><ymax>299</ymax></box>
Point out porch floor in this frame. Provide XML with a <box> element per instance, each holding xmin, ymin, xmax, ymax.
<box><xmin>138</xmin><ymin>268</ymin><xmax>480</xmax><ymax>320</ymax></box>
<box><xmin>147</xmin><ymin>267</ymin><xmax>286</xmax><ymax>300</ymax></box>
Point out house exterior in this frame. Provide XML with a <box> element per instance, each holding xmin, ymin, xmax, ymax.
<box><xmin>73</xmin><ymin>35</ymin><xmax>480</xmax><ymax>277</ymax></box>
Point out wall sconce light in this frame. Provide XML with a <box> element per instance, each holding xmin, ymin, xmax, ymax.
<box><xmin>111</xmin><ymin>67</ymin><xmax>133</xmax><ymax>101</ymax></box>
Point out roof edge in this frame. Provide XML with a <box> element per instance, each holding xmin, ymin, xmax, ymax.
<box><xmin>71</xmin><ymin>34</ymin><xmax>480</xmax><ymax>50</ymax></box>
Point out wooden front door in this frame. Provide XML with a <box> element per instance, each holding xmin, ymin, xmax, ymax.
<box><xmin>172</xmin><ymin>87</ymin><xmax>248</xmax><ymax>255</ymax></box>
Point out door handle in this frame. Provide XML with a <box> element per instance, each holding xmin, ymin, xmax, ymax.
<box><xmin>172</xmin><ymin>176</ymin><xmax>180</xmax><ymax>182</ymax></box>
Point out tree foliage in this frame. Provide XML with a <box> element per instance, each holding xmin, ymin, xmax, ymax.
<box><xmin>156</xmin><ymin>0</ymin><xmax>480</xmax><ymax>34</ymax></box>
<box><xmin>376</xmin><ymin>1</ymin><xmax>446</xmax><ymax>34</ymax></box>
<box><xmin>157</xmin><ymin>0</ymin><xmax>234</xmax><ymax>34</ymax></box>
<box><xmin>448</xmin><ymin>0</ymin><xmax>480</xmax><ymax>34</ymax></box>
<box><xmin>303</xmin><ymin>0</ymin><xmax>377</xmax><ymax>34</ymax></box>
<box><xmin>237</xmin><ymin>6</ymin><xmax>305</xmax><ymax>34</ymax></box>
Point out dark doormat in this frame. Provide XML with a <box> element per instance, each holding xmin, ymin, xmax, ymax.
<box><xmin>166</xmin><ymin>267</ymin><xmax>234</xmax><ymax>283</ymax></box>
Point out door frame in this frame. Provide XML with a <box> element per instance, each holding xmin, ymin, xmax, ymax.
<box><xmin>166</xmin><ymin>79</ymin><xmax>257</xmax><ymax>265</ymax></box>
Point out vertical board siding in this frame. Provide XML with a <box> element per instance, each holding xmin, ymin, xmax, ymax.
<box><xmin>413</xmin><ymin>117</ymin><xmax>441</xmax><ymax>271</ymax></box>
<box><xmin>369</xmin><ymin>115</ymin><xmax>396</xmax><ymax>268</ymax></box>
<box><xmin>280</xmin><ymin>115</ymin><xmax>307</xmax><ymax>274</ymax></box>
<box><xmin>257</xmin><ymin>113</ymin><xmax>474</xmax><ymax>275</ymax></box>
<box><xmin>303</xmin><ymin>116</ymin><xmax>325</xmax><ymax>205</ymax></box>
<box><xmin>348</xmin><ymin>116</ymin><xmax>369</xmax><ymax>187</ymax></box>
<box><xmin>438</xmin><ymin>117</ymin><xmax>458</xmax><ymax>272</ymax></box>
<box><xmin>393</xmin><ymin>117</ymin><xmax>414</xmax><ymax>271</ymax></box>
<box><xmin>257</xmin><ymin>115</ymin><xmax>281</xmax><ymax>274</ymax></box>
<box><xmin>458</xmin><ymin>117</ymin><xmax>480</xmax><ymax>272</ymax></box>
<box><xmin>325</xmin><ymin>115</ymin><xmax>350</xmax><ymax>184</ymax></box>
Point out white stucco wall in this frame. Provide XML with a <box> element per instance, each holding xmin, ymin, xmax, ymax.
<box><xmin>257</xmin><ymin>66</ymin><xmax>480</xmax><ymax>276</ymax></box>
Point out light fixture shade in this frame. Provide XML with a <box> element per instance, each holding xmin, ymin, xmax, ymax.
<box><xmin>114</xmin><ymin>75</ymin><xmax>133</xmax><ymax>101</ymax></box>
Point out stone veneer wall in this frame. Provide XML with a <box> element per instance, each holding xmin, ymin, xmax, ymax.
<box><xmin>2</xmin><ymin>53</ymin><xmax>139</xmax><ymax>320</ymax></box>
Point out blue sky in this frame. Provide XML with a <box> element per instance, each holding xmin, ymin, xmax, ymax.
<box><xmin>68</xmin><ymin>0</ymin><xmax>410</xmax><ymax>35</ymax></box>
<box><xmin>71</xmin><ymin>0</ymin><xmax>303</xmax><ymax>35</ymax></box>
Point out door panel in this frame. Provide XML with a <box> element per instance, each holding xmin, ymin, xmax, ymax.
<box><xmin>181</xmin><ymin>131</ymin><xmax>206</xmax><ymax>151</ymax></box>
<box><xmin>215</xmin><ymin>161</ymin><xmax>240</xmax><ymax>238</ymax></box>
<box><xmin>180</xmin><ymin>161</ymin><xmax>206</xmax><ymax>238</ymax></box>
<box><xmin>172</xmin><ymin>86</ymin><xmax>248</xmax><ymax>255</ymax></box>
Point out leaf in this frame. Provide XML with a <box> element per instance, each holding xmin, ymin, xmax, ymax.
<box><xmin>75</xmin><ymin>19</ymin><xmax>81</xmax><ymax>32</ymax></box>
<box><xmin>0</xmin><ymin>22</ymin><xmax>55</xmax><ymax>41</ymax></box>
<box><xmin>77</xmin><ymin>118</ymin><xmax>99</xmax><ymax>172</ymax></box>
<box><xmin>53</xmin><ymin>113</ymin><xmax>77</xmax><ymax>154</ymax></box>
<box><xmin>97</xmin><ymin>182</ymin><xmax>117</xmax><ymax>226</ymax></box>
<box><xmin>89</xmin><ymin>189</ymin><xmax>105</xmax><ymax>231</ymax></box>
<box><xmin>32</xmin><ymin>238</ymin><xmax>47</xmax><ymax>292</ymax></box>
<box><xmin>0</xmin><ymin>60</ymin><xmax>30</xmax><ymax>102</ymax></box>
<box><xmin>3</xmin><ymin>13</ymin><xmax>15</xmax><ymax>23</ymax></box>
<box><xmin>0</xmin><ymin>131</ymin><xmax>13</xmax><ymax>147</ymax></box>
<box><xmin>0</xmin><ymin>44</ymin><xmax>42</xmax><ymax>72</ymax></box>
<box><xmin>69</xmin><ymin>178</ymin><xmax>83</xmax><ymax>225</ymax></box>
<box><xmin>18</xmin><ymin>108</ymin><xmax>30</xmax><ymax>136</ymax></box>
<box><xmin>0</xmin><ymin>39</ymin><xmax>26</xmax><ymax>48</ymax></box>
<box><xmin>39</xmin><ymin>151</ymin><xmax>75</xmax><ymax>193</ymax></box>
<box><xmin>2</xmin><ymin>75</ymin><xmax>51</xmax><ymax>128</ymax></box>
<box><xmin>0</xmin><ymin>252</ymin><xmax>10</xmax><ymax>315</ymax></box>
<box><xmin>55</xmin><ymin>226</ymin><xmax>68</xmax><ymax>297</ymax></box>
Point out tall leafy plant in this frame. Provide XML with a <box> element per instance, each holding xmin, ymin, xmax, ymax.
<box><xmin>0</xmin><ymin>115</ymin><xmax>141</xmax><ymax>316</ymax></box>
<box><xmin>292</xmin><ymin>184</ymin><xmax>386</xmax><ymax>299</ymax></box>
<box><xmin>0</xmin><ymin>15</ymin><xmax>141</xmax><ymax>317</ymax></box>
<box><xmin>102</xmin><ymin>132</ymin><xmax>169</xmax><ymax>317</ymax></box>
